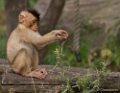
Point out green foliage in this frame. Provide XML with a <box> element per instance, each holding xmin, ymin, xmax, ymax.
<box><xmin>80</xmin><ymin>17</ymin><xmax>105</xmax><ymax>35</ymax></box>
<box><xmin>0</xmin><ymin>0</ymin><xmax>5</xmax><ymax>10</ymax></box>
<box><xmin>44</xmin><ymin>37</ymin><xmax>91</xmax><ymax>67</ymax></box>
<box><xmin>54</xmin><ymin>45</ymin><xmax>106</xmax><ymax>93</ymax></box>
<box><xmin>0</xmin><ymin>31</ymin><xmax>7</xmax><ymax>58</ymax></box>
<box><xmin>113</xmin><ymin>48</ymin><xmax>120</xmax><ymax>68</ymax></box>
<box><xmin>103</xmin><ymin>22</ymin><xmax>120</xmax><ymax>70</ymax></box>
<box><xmin>44</xmin><ymin>42</ymin><xmax>76</xmax><ymax>66</ymax></box>
<box><xmin>28</xmin><ymin>0</ymin><xmax>38</xmax><ymax>8</ymax></box>
<box><xmin>91</xmin><ymin>58</ymin><xmax>104</xmax><ymax>71</ymax></box>
<box><xmin>104</xmin><ymin>35</ymin><xmax>116</xmax><ymax>50</ymax></box>
<box><xmin>79</xmin><ymin>37</ymin><xmax>90</xmax><ymax>64</ymax></box>
<box><xmin>43</xmin><ymin>43</ymin><xmax>57</xmax><ymax>65</ymax></box>
<box><xmin>61</xmin><ymin>64</ymin><xmax>104</xmax><ymax>93</ymax></box>
<box><xmin>74</xmin><ymin>75</ymin><xmax>100</xmax><ymax>93</ymax></box>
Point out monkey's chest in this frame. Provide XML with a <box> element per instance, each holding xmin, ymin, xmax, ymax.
<box><xmin>21</xmin><ymin>42</ymin><xmax>38</xmax><ymax>56</ymax></box>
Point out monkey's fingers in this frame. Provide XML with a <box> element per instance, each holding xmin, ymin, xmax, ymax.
<box><xmin>56</xmin><ymin>34</ymin><xmax>68</xmax><ymax>40</ymax></box>
<box><xmin>62</xmin><ymin>34</ymin><xmax>68</xmax><ymax>40</ymax></box>
<box><xmin>59</xmin><ymin>31</ymin><xmax>68</xmax><ymax>40</ymax></box>
<box><xmin>56</xmin><ymin>31</ymin><xmax>66</xmax><ymax>36</ymax></box>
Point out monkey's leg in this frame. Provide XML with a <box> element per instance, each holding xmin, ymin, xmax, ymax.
<box><xmin>12</xmin><ymin>48</ymin><xmax>47</xmax><ymax>79</ymax></box>
<box><xmin>29</xmin><ymin>49</ymin><xmax>48</xmax><ymax>79</ymax></box>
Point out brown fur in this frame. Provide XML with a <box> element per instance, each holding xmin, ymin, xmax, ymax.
<box><xmin>7</xmin><ymin>10</ymin><xmax>68</xmax><ymax>79</ymax></box>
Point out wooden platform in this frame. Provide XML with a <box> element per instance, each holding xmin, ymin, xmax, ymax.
<box><xmin>0</xmin><ymin>59</ymin><xmax>120</xmax><ymax>93</ymax></box>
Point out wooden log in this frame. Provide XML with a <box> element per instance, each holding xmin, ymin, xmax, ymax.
<box><xmin>0</xmin><ymin>59</ymin><xmax>120</xmax><ymax>93</ymax></box>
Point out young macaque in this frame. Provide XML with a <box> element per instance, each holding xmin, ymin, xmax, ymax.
<box><xmin>6</xmin><ymin>9</ymin><xmax>68</xmax><ymax>79</ymax></box>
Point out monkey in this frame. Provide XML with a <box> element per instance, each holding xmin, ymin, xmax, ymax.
<box><xmin>6</xmin><ymin>9</ymin><xmax>68</xmax><ymax>79</ymax></box>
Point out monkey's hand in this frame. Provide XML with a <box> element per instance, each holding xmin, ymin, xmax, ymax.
<box><xmin>53</xmin><ymin>30</ymin><xmax>68</xmax><ymax>41</ymax></box>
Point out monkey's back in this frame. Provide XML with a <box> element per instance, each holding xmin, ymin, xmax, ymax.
<box><xmin>6</xmin><ymin>28</ymin><xmax>35</xmax><ymax>64</ymax></box>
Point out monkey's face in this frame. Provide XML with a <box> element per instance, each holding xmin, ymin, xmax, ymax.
<box><xmin>19</xmin><ymin>11</ymin><xmax>39</xmax><ymax>31</ymax></box>
<box><xmin>29</xmin><ymin>15</ymin><xmax>39</xmax><ymax>31</ymax></box>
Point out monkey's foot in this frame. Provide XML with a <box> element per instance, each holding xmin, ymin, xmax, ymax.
<box><xmin>28</xmin><ymin>68</ymin><xmax>47</xmax><ymax>79</ymax></box>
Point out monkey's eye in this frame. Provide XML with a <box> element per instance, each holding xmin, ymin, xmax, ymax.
<box><xmin>32</xmin><ymin>19</ymin><xmax>39</xmax><ymax>24</ymax></box>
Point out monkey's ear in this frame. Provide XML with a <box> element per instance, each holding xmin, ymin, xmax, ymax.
<box><xmin>19</xmin><ymin>15</ymin><xmax>25</xmax><ymax>23</ymax></box>
<box><xmin>19</xmin><ymin>11</ymin><xmax>28</xmax><ymax>23</ymax></box>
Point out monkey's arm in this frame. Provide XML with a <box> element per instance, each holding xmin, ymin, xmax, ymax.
<box><xmin>34</xmin><ymin>31</ymin><xmax>58</xmax><ymax>49</ymax></box>
<box><xmin>22</xmin><ymin>30</ymin><xmax>66</xmax><ymax>49</ymax></box>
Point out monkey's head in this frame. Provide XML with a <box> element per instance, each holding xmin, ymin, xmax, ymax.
<box><xmin>19</xmin><ymin>9</ymin><xmax>40</xmax><ymax>31</ymax></box>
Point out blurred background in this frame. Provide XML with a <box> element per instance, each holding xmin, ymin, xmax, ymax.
<box><xmin>0</xmin><ymin>0</ymin><xmax>120</xmax><ymax>71</ymax></box>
